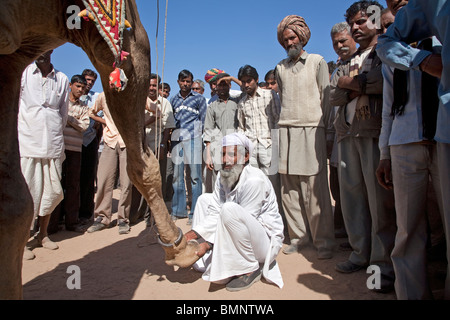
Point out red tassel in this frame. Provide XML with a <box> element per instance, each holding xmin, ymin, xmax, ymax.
<box><xmin>109</xmin><ymin>68</ymin><xmax>128</xmax><ymax>92</ymax></box>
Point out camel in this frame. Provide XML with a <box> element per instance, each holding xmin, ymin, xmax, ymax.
<box><xmin>0</xmin><ymin>0</ymin><xmax>199</xmax><ymax>300</ymax></box>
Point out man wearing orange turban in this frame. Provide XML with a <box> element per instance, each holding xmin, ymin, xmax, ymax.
<box><xmin>204</xmin><ymin>68</ymin><xmax>225</xmax><ymax>84</ymax></box>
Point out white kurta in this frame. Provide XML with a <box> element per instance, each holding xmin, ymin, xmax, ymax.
<box><xmin>192</xmin><ymin>165</ymin><xmax>284</xmax><ymax>288</ymax></box>
<box><xmin>17</xmin><ymin>63</ymin><xmax>69</xmax><ymax>227</ymax></box>
<box><xmin>18</xmin><ymin>63</ymin><xmax>69</xmax><ymax>159</ymax></box>
<box><xmin>144</xmin><ymin>96</ymin><xmax>176</xmax><ymax>150</ymax></box>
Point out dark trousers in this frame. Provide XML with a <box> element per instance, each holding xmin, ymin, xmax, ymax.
<box><xmin>330</xmin><ymin>165</ymin><xmax>345</xmax><ymax>231</ymax></box>
<box><xmin>79</xmin><ymin>136</ymin><xmax>100</xmax><ymax>220</ymax></box>
<box><xmin>48</xmin><ymin>150</ymin><xmax>82</xmax><ymax>233</ymax></box>
<box><xmin>165</xmin><ymin>154</ymin><xmax>174</xmax><ymax>202</ymax></box>
<box><xmin>130</xmin><ymin>154</ymin><xmax>168</xmax><ymax>224</ymax></box>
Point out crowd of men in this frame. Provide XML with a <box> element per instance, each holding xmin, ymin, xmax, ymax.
<box><xmin>18</xmin><ymin>0</ymin><xmax>450</xmax><ymax>298</ymax></box>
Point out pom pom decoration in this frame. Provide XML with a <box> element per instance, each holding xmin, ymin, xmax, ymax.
<box><xmin>109</xmin><ymin>67</ymin><xmax>128</xmax><ymax>92</ymax></box>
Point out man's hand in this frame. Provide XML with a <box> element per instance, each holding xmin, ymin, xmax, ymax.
<box><xmin>326</xmin><ymin>140</ymin><xmax>334</xmax><ymax>160</ymax></box>
<box><xmin>348</xmin><ymin>90</ymin><xmax>360</xmax><ymax>100</ymax></box>
<box><xmin>93</xmin><ymin>121</ymin><xmax>103</xmax><ymax>130</ymax></box>
<box><xmin>195</xmin><ymin>242</ymin><xmax>211</xmax><ymax>258</ymax></box>
<box><xmin>337</xmin><ymin>75</ymin><xmax>359</xmax><ymax>91</ymax></box>
<box><xmin>217</xmin><ymin>75</ymin><xmax>242</xmax><ymax>88</ymax></box>
<box><xmin>184</xmin><ymin>230</ymin><xmax>198</xmax><ymax>242</ymax></box>
<box><xmin>205</xmin><ymin>143</ymin><xmax>214</xmax><ymax>171</ymax></box>
<box><xmin>185</xmin><ymin>230</ymin><xmax>212</xmax><ymax>258</ymax></box>
<box><xmin>420</xmin><ymin>53</ymin><xmax>442</xmax><ymax>79</ymax></box>
<box><xmin>206</xmin><ymin>152</ymin><xmax>214</xmax><ymax>171</ymax></box>
<box><xmin>376</xmin><ymin>159</ymin><xmax>393</xmax><ymax>190</ymax></box>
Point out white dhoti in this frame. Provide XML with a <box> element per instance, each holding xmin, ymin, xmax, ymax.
<box><xmin>193</xmin><ymin>193</ymin><xmax>284</xmax><ymax>288</ymax></box>
<box><xmin>20</xmin><ymin>157</ymin><xmax>64</xmax><ymax>230</ymax></box>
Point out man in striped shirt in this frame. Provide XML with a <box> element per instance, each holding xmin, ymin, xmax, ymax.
<box><xmin>236</xmin><ymin>65</ymin><xmax>280</xmax><ymax>176</ymax></box>
<box><xmin>170</xmin><ymin>70</ymin><xmax>207</xmax><ymax>224</ymax></box>
<box><xmin>49</xmin><ymin>74</ymin><xmax>90</xmax><ymax>234</ymax></box>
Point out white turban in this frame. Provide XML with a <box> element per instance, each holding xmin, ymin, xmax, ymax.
<box><xmin>222</xmin><ymin>132</ymin><xmax>254</xmax><ymax>156</ymax></box>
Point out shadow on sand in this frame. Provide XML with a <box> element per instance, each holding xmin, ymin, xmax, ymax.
<box><xmin>23</xmin><ymin>226</ymin><xmax>201</xmax><ymax>300</ymax></box>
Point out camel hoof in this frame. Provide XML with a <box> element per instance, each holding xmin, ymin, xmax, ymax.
<box><xmin>165</xmin><ymin>240</ymin><xmax>200</xmax><ymax>268</ymax></box>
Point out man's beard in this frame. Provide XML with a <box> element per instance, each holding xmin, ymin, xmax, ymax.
<box><xmin>220</xmin><ymin>164</ymin><xmax>244</xmax><ymax>190</ymax></box>
<box><xmin>286</xmin><ymin>43</ymin><xmax>303</xmax><ymax>59</ymax></box>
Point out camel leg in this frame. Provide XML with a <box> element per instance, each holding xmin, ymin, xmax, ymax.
<box><xmin>92</xmin><ymin>37</ymin><xmax>199</xmax><ymax>268</ymax></box>
<box><xmin>100</xmin><ymin>88</ymin><xmax>200</xmax><ymax>268</ymax></box>
<box><xmin>0</xmin><ymin>56</ymin><xmax>35</xmax><ymax>299</ymax></box>
<box><xmin>81</xmin><ymin>0</ymin><xmax>200</xmax><ymax>267</ymax></box>
<box><xmin>132</xmin><ymin>149</ymin><xmax>200</xmax><ymax>268</ymax></box>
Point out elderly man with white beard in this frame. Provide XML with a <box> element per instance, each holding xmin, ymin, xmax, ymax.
<box><xmin>184</xmin><ymin>132</ymin><xmax>284</xmax><ymax>292</ymax></box>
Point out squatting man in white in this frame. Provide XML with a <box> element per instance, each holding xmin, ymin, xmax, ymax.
<box><xmin>184</xmin><ymin>132</ymin><xmax>284</xmax><ymax>291</ymax></box>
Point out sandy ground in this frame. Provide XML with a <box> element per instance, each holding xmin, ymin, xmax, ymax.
<box><xmin>21</xmin><ymin>190</ymin><xmax>446</xmax><ymax>301</ymax></box>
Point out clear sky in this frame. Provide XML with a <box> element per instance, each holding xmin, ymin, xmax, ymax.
<box><xmin>51</xmin><ymin>0</ymin><xmax>385</xmax><ymax>97</ymax></box>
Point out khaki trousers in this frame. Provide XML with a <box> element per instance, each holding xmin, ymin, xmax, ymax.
<box><xmin>390</xmin><ymin>143</ymin><xmax>442</xmax><ymax>299</ymax></box>
<box><xmin>94</xmin><ymin>144</ymin><xmax>131</xmax><ymax>225</ymax></box>
<box><xmin>280</xmin><ymin>169</ymin><xmax>336</xmax><ymax>253</ymax></box>
<box><xmin>338</xmin><ymin>137</ymin><xmax>396</xmax><ymax>277</ymax></box>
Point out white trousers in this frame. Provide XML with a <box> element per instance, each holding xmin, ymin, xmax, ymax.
<box><xmin>193</xmin><ymin>194</ymin><xmax>270</xmax><ymax>283</ymax></box>
<box><xmin>20</xmin><ymin>157</ymin><xmax>64</xmax><ymax>230</ymax></box>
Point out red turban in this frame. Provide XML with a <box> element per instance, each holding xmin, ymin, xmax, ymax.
<box><xmin>204</xmin><ymin>68</ymin><xmax>225</xmax><ymax>83</ymax></box>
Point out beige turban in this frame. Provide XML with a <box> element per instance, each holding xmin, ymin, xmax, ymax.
<box><xmin>277</xmin><ymin>15</ymin><xmax>311</xmax><ymax>49</ymax></box>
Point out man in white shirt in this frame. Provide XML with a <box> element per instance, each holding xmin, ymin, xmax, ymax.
<box><xmin>185</xmin><ymin>133</ymin><xmax>284</xmax><ymax>292</ymax></box>
<box><xmin>237</xmin><ymin>65</ymin><xmax>280</xmax><ymax>177</ymax></box>
<box><xmin>18</xmin><ymin>50</ymin><xmax>70</xmax><ymax>260</ymax></box>
<box><xmin>130</xmin><ymin>73</ymin><xmax>175</xmax><ymax>225</ymax></box>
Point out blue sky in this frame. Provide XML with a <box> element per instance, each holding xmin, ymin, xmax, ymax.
<box><xmin>52</xmin><ymin>0</ymin><xmax>383</xmax><ymax>97</ymax></box>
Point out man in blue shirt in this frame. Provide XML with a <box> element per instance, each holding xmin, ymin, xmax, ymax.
<box><xmin>376</xmin><ymin>0</ymin><xmax>450</xmax><ymax>299</ymax></box>
<box><xmin>376</xmin><ymin>0</ymin><xmax>443</xmax><ymax>300</ymax></box>
<box><xmin>170</xmin><ymin>70</ymin><xmax>207</xmax><ymax>224</ymax></box>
